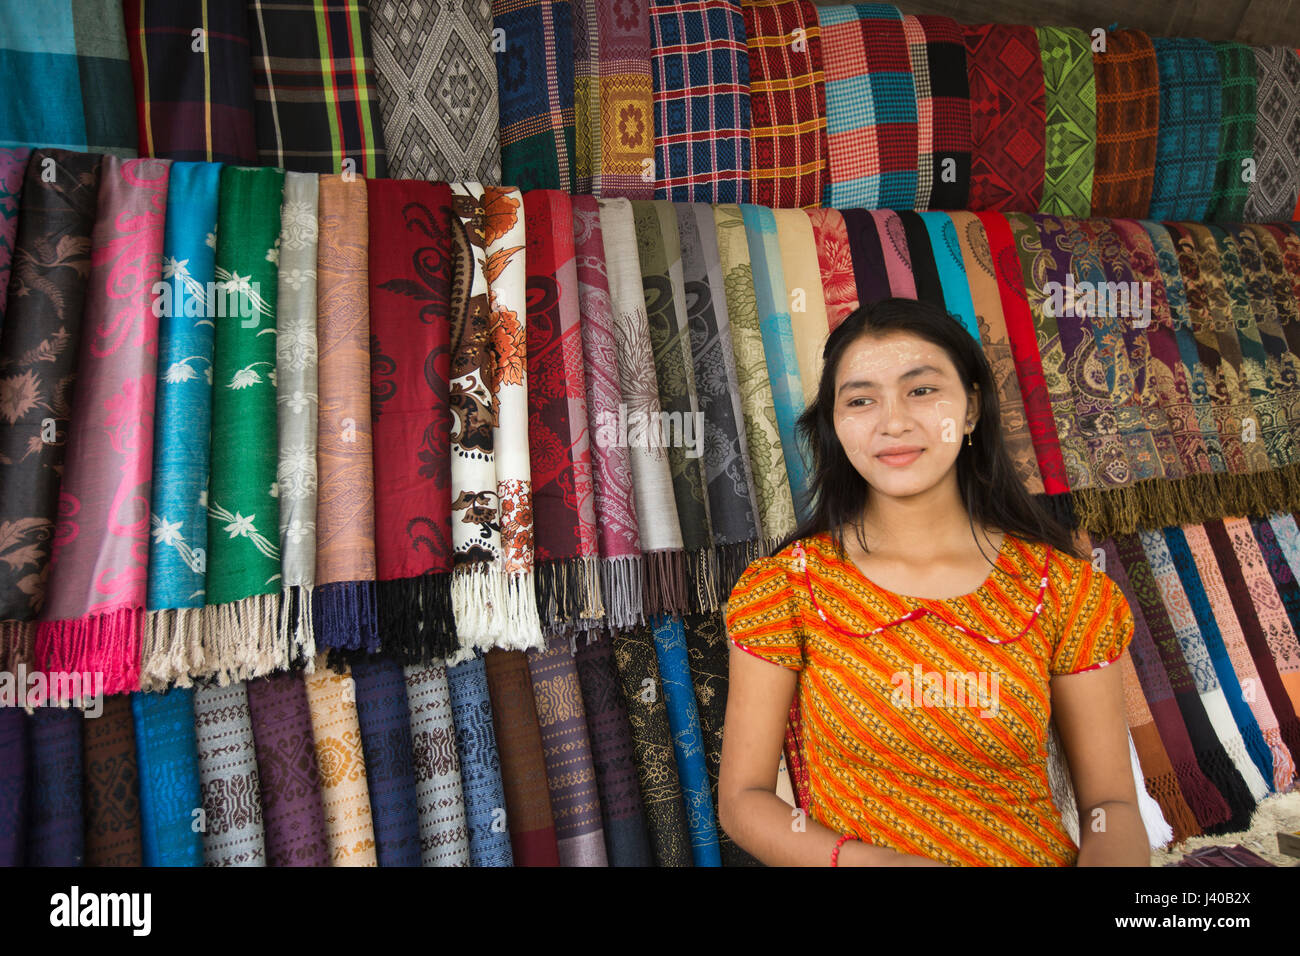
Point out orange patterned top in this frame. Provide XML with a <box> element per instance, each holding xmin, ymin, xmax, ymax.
<box><xmin>724</xmin><ymin>530</ymin><xmax>1134</xmax><ymax>866</ymax></box>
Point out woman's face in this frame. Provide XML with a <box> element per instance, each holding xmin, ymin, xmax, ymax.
<box><xmin>832</xmin><ymin>331</ymin><xmax>976</xmax><ymax>501</ymax></box>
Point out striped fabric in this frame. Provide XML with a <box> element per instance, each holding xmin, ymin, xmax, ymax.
<box><xmin>494</xmin><ymin>0</ymin><xmax>575</xmax><ymax>192</ymax></box>
<box><xmin>246</xmin><ymin>0</ymin><xmax>387</xmax><ymax>177</ymax></box>
<box><xmin>1150</xmin><ymin>38</ymin><xmax>1221</xmax><ymax>221</ymax></box>
<box><xmin>1090</xmin><ymin>29</ymin><xmax>1158</xmax><ymax>218</ymax></box>
<box><xmin>650</xmin><ymin>0</ymin><xmax>752</xmax><ymax>203</ymax></box>
<box><xmin>963</xmin><ymin>23</ymin><xmax>1044</xmax><ymax>212</ymax></box>
<box><xmin>818</xmin><ymin>3</ymin><xmax>917</xmax><ymax>209</ymax></box>
<box><xmin>916</xmin><ymin>15</ymin><xmax>971</xmax><ymax>210</ymax></box>
<box><xmin>726</xmin><ymin>531</ymin><xmax>1134</xmax><ymax>866</ymax></box>
<box><xmin>742</xmin><ymin>0</ymin><xmax>828</xmax><ymax>209</ymax></box>
<box><xmin>1208</xmin><ymin>42</ymin><xmax>1257</xmax><ymax>222</ymax></box>
<box><xmin>1035</xmin><ymin>26</ymin><xmax>1095</xmax><ymax>218</ymax></box>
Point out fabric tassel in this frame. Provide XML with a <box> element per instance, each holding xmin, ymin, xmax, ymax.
<box><xmin>1129</xmin><ymin>734</ymin><xmax>1174</xmax><ymax>849</ymax></box>
<box><xmin>599</xmin><ymin>555</ymin><xmax>645</xmax><ymax>632</ymax></box>
<box><xmin>311</xmin><ymin>581</ymin><xmax>378</xmax><ymax>655</ymax></box>
<box><xmin>641</xmin><ymin>548</ymin><xmax>690</xmax><ymax>619</ymax></box>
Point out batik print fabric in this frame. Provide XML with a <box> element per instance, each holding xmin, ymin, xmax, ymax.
<box><xmin>495</xmin><ymin>0</ymin><xmax>575</xmax><ymax>193</ymax></box>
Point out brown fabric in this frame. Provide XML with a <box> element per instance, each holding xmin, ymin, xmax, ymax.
<box><xmin>1090</xmin><ymin>29</ymin><xmax>1159</xmax><ymax>217</ymax></box>
<box><xmin>82</xmin><ymin>694</ymin><xmax>143</xmax><ymax>865</ymax></box>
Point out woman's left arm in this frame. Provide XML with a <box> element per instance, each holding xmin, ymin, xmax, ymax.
<box><xmin>1050</xmin><ymin>654</ymin><xmax>1150</xmax><ymax>866</ymax></box>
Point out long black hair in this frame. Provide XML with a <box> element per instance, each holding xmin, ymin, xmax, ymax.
<box><xmin>775</xmin><ymin>297</ymin><xmax>1081</xmax><ymax>569</ymax></box>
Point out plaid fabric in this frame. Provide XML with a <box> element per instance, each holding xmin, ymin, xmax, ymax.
<box><xmin>247</xmin><ymin>0</ymin><xmax>387</xmax><ymax>177</ymax></box>
<box><xmin>1091</xmin><ymin>29</ymin><xmax>1158</xmax><ymax>218</ymax></box>
<box><xmin>1244</xmin><ymin>47</ymin><xmax>1300</xmax><ymax>222</ymax></box>
<box><xmin>1150</xmin><ymin>38</ymin><xmax>1221</xmax><ymax>221</ymax></box>
<box><xmin>1036</xmin><ymin>26</ymin><xmax>1095</xmax><ymax>218</ymax></box>
<box><xmin>595</xmin><ymin>0</ymin><xmax>655</xmax><ymax>198</ymax></box>
<box><xmin>0</xmin><ymin>0</ymin><xmax>137</xmax><ymax>155</ymax></box>
<box><xmin>742</xmin><ymin>0</ymin><xmax>828</xmax><ymax>209</ymax></box>
<box><xmin>902</xmin><ymin>16</ymin><xmax>932</xmax><ymax>210</ymax></box>
<box><xmin>818</xmin><ymin>3</ymin><xmax>917</xmax><ymax>209</ymax></box>
<box><xmin>1208</xmin><ymin>42</ymin><xmax>1257</xmax><ymax>222</ymax></box>
<box><xmin>650</xmin><ymin>0</ymin><xmax>751</xmax><ymax>203</ymax></box>
<box><xmin>122</xmin><ymin>0</ymin><xmax>258</xmax><ymax>163</ymax></box>
<box><xmin>963</xmin><ymin>23</ymin><xmax>1044</xmax><ymax>212</ymax></box>
<box><xmin>917</xmin><ymin>15</ymin><xmax>970</xmax><ymax>210</ymax></box>
<box><xmin>495</xmin><ymin>0</ymin><xmax>575</xmax><ymax>192</ymax></box>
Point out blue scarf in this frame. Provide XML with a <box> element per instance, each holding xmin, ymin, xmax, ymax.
<box><xmin>445</xmin><ymin>655</ymin><xmax>514</xmax><ymax>866</ymax></box>
<box><xmin>916</xmin><ymin>211</ymin><xmax>980</xmax><ymax>341</ymax></box>
<box><xmin>133</xmin><ymin>687</ymin><xmax>204</xmax><ymax>865</ymax></box>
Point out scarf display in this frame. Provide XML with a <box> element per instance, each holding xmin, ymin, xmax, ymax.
<box><xmin>649</xmin><ymin>0</ymin><xmax>751</xmax><ymax>204</ymax></box>
<box><xmin>915</xmin><ymin>211</ymin><xmax>979</xmax><ymax>339</ymax></box>
<box><xmin>351</xmin><ymin>653</ymin><xmax>422</xmax><ymax>866</ymax></box>
<box><xmin>774</xmin><ymin>208</ymin><xmax>829</xmax><ymax>409</ymax></box>
<box><xmin>202</xmin><ymin>165</ymin><xmax>285</xmax><ymax>683</ymax></box>
<box><xmin>274</xmin><ymin>172</ymin><xmax>319</xmax><ymax>661</ymax></box>
<box><xmin>0</xmin><ymin>151</ymin><xmax>100</xmax><ymax>632</ymax></box>
<box><xmin>0</xmin><ymin>708</ymin><xmax>22</xmax><ymax>864</ymax></box>
<box><xmin>611</xmin><ymin>622</ymin><xmax>692</xmax><ymax>866</ymax></box>
<box><xmin>246</xmin><ymin>0</ymin><xmax>387</xmax><ymax>177</ymax></box>
<box><xmin>0</xmin><ymin>147</ymin><xmax>28</xmax><ymax>325</ymax></box>
<box><xmin>1034</xmin><ymin>26</ymin><xmax>1095</xmax><ymax>218</ymax></box>
<box><xmin>0</xmin><ymin>0</ymin><xmax>137</xmax><ymax>156</ymax></box>
<box><xmin>817</xmin><ymin>3</ymin><xmax>916</xmax><ymax>209</ymax></box>
<box><xmin>367</xmin><ymin>178</ymin><xmax>456</xmax><ymax>661</ymax></box>
<box><xmin>1090</xmin><ymin>29</ymin><xmax>1158</xmax><ymax>218</ymax></box>
<box><xmin>1244</xmin><ymin>48</ymin><xmax>1300</xmax><ymax>222</ymax></box>
<box><xmin>963</xmin><ymin>23</ymin><xmax>1044</xmax><ymax>212</ymax></box>
<box><xmin>593</xmin><ymin>0</ymin><xmax>655</xmax><ymax>199</ymax></box>
<box><xmin>303</xmin><ymin>661</ymin><xmax>378</xmax><ymax>866</ymax></box>
<box><xmin>369</xmin><ymin>0</ymin><xmax>500</xmax><ymax>182</ymax></box>
<box><xmin>24</xmin><ymin>707</ymin><xmax>83</xmax><ymax>866</ymax></box>
<box><xmin>917</xmin><ymin>15</ymin><xmax>971</xmax><ymax>209</ymax></box>
<box><xmin>246</xmin><ymin>670</ymin><xmax>330</xmax><ymax>866</ymax></box>
<box><xmin>484</xmin><ymin>648</ymin><xmax>560</xmax><ymax>865</ymax></box>
<box><xmin>35</xmin><ymin>157</ymin><xmax>169</xmax><ymax>697</ymax></box>
<box><xmin>141</xmin><ymin>160</ymin><xmax>220</xmax><ymax>690</ymax></box>
<box><xmin>743</xmin><ymin>0</ymin><xmax>828</xmax><ymax>210</ymax></box>
<box><xmin>572</xmin><ymin>196</ymin><xmax>644</xmax><ymax>629</ymax></box>
<box><xmin>598</xmin><ymin>197</ymin><xmax>687</xmax><ymax>617</ymax></box>
<box><xmin>1150</xmin><ymin>38</ymin><xmax>1221</xmax><ymax>221</ymax></box>
<box><xmin>82</xmin><ymin>694</ymin><xmax>143</xmax><ymax>866</ymax></box>
<box><xmin>403</xmin><ymin>661</ymin><xmax>470</xmax><ymax>866</ymax></box>
<box><xmin>840</xmin><ymin>209</ymin><xmax>888</xmax><ymax>304</ymax></box>
<box><xmin>574</xmin><ymin>636</ymin><xmax>653</xmax><ymax>865</ymax></box>
<box><xmin>495</xmin><ymin>0</ymin><xmax>575</xmax><ymax>193</ymax></box>
<box><xmin>807</xmin><ymin>208</ymin><xmax>858</xmax><ymax>328</ymax></box>
<box><xmin>132</xmin><ymin>687</ymin><xmax>204</xmax><ymax>865</ymax></box>
<box><xmin>193</xmin><ymin>681</ymin><xmax>266</xmax><ymax>866</ymax></box>
<box><xmin>122</xmin><ymin>0</ymin><xmax>258</xmax><ymax>164</ymax></box>
<box><xmin>527</xmin><ymin>640</ymin><xmax>608</xmax><ymax>865</ymax></box>
<box><xmin>1208</xmin><ymin>42</ymin><xmax>1258</xmax><ymax>222</ymax></box>
<box><xmin>525</xmin><ymin>189</ymin><xmax>601</xmax><ymax>633</ymax></box>
<box><xmin>445</xmin><ymin>655</ymin><xmax>514</xmax><ymax>866</ymax></box>
<box><xmin>1221</xmin><ymin>516</ymin><xmax>1300</xmax><ymax>713</ymax></box>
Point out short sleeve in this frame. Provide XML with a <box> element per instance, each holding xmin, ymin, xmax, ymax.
<box><xmin>1050</xmin><ymin>559</ymin><xmax>1135</xmax><ymax>676</ymax></box>
<box><xmin>725</xmin><ymin>556</ymin><xmax>805</xmax><ymax>672</ymax></box>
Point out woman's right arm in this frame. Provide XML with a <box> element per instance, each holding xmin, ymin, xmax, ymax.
<box><xmin>717</xmin><ymin>644</ymin><xmax>946</xmax><ymax>867</ymax></box>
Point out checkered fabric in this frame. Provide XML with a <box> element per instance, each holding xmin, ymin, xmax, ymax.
<box><xmin>902</xmin><ymin>16</ymin><xmax>932</xmax><ymax>210</ymax></box>
<box><xmin>963</xmin><ymin>23</ymin><xmax>1044</xmax><ymax>212</ymax></box>
<box><xmin>916</xmin><ymin>15</ymin><xmax>971</xmax><ymax>210</ymax></box>
<box><xmin>1149</xmin><ymin>37</ymin><xmax>1221</xmax><ymax>221</ymax></box>
<box><xmin>495</xmin><ymin>0</ymin><xmax>575</xmax><ymax>192</ymax></box>
<box><xmin>1090</xmin><ymin>28</ymin><xmax>1158</xmax><ymax>218</ymax></box>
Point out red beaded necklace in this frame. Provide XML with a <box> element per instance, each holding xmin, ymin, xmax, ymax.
<box><xmin>792</xmin><ymin>535</ymin><xmax>1054</xmax><ymax>646</ymax></box>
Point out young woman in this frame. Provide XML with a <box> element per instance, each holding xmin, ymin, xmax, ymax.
<box><xmin>718</xmin><ymin>298</ymin><xmax>1149</xmax><ymax>867</ymax></box>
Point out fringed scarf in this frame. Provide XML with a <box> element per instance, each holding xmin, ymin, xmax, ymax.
<box><xmin>24</xmin><ymin>708</ymin><xmax>83</xmax><ymax>865</ymax></box>
<box><xmin>246</xmin><ymin>0</ymin><xmax>387</xmax><ymax>177</ymax></box>
<box><xmin>574</xmin><ymin>0</ymin><xmax>600</xmax><ymax>194</ymax></box>
<box><xmin>527</xmin><ymin>640</ymin><xmax>608</xmax><ymax>865</ymax></box>
<box><xmin>132</xmin><ymin>687</ymin><xmax>204</xmax><ymax>865</ymax></box>
<box><xmin>351</xmin><ymin>654</ymin><xmax>422</xmax><ymax>865</ymax></box>
<box><xmin>36</xmin><ymin>157</ymin><xmax>169</xmax><ymax>697</ymax></box>
<box><xmin>915</xmin><ymin>211</ymin><xmax>979</xmax><ymax>340</ymax></box>
<box><xmin>402</xmin><ymin>662</ymin><xmax>470</xmax><ymax>866</ymax></box>
<box><xmin>841</xmin><ymin>209</ymin><xmax>890</xmax><ymax>303</ymax></box>
<box><xmin>367</xmin><ymin>179</ymin><xmax>457</xmax><ymax>661</ymax></box>
<box><xmin>610</xmin><ymin>621</ymin><xmax>692</xmax><ymax>865</ymax></box>
<box><xmin>806</xmin><ymin>208</ymin><xmax>858</xmax><ymax>328</ymax></box>
<box><xmin>369</xmin><ymin>0</ymin><xmax>501</xmax><ymax>182</ymax></box>
<box><xmin>83</xmin><ymin>694</ymin><xmax>143</xmax><ymax>865</ymax></box>
<box><xmin>484</xmin><ymin>648</ymin><xmax>560</xmax><ymax>865</ymax></box>
<box><xmin>142</xmin><ymin>161</ymin><xmax>220</xmax><ymax>691</ymax></box>
<box><xmin>494</xmin><ymin>0</ymin><xmax>575</xmax><ymax>193</ymax></box>
<box><xmin>193</xmin><ymin>681</ymin><xmax>266</xmax><ymax>866</ymax></box>
<box><xmin>574</xmin><ymin>637</ymin><xmax>654</xmax><ymax>865</ymax></box>
<box><xmin>816</xmin><ymin>3</ymin><xmax>916</xmax><ymax>209</ymax></box>
<box><xmin>122</xmin><ymin>0</ymin><xmax>258</xmax><ymax>164</ymax></box>
<box><xmin>599</xmin><ymin>197</ymin><xmax>688</xmax><ymax>617</ymax></box>
<box><xmin>0</xmin><ymin>151</ymin><xmax>100</xmax><ymax>643</ymax></box>
<box><xmin>1089</xmin><ymin>29</ymin><xmax>1158</xmax><ymax>217</ymax></box>
<box><xmin>245</xmin><ymin>671</ymin><xmax>330</xmax><ymax>865</ymax></box>
<box><xmin>679</xmin><ymin>204</ymin><xmax>763</xmax><ymax>599</ymax></box>
<box><xmin>948</xmin><ymin>211</ymin><xmax>1044</xmax><ymax>495</ymax></box>
<box><xmin>743</xmin><ymin>0</ymin><xmax>828</xmax><ymax>209</ymax></box>
<box><xmin>1244</xmin><ymin>48</ymin><xmax>1300</xmax><ymax>222</ymax></box>
<box><xmin>1149</xmin><ymin>38</ymin><xmax>1221</xmax><ymax>221</ymax></box>
<box><xmin>303</xmin><ymin>662</ymin><xmax>378</xmax><ymax>865</ymax></box>
<box><xmin>649</xmin><ymin>0</ymin><xmax>751</xmax><ymax>204</ymax></box>
<box><xmin>1208</xmin><ymin>42</ymin><xmax>1258</xmax><ymax>222</ymax></box>
<box><xmin>962</xmin><ymin>23</ymin><xmax>1044</xmax><ymax>212</ymax></box>
<box><xmin>593</xmin><ymin>0</ymin><xmax>655</xmax><ymax>199</ymax></box>
<box><xmin>445</xmin><ymin>656</ymin><xmax>514</xmax><ymax>866</ymax></box>
<box><xmin>0</xmin><ymin>147</ymin><xmax>29</xmax><ymax>326</ymax></box>
<box><xmin>572</xmin><ymin>196</ymin><xmax>644</xmax><ymax>629</ymax></box>
<box><xmin>774</xmin><ymin>208</ymin><xmax>829</xmax><ymax>409</ymax></box>
<box><xmin>0</xmin><ymin>708</ymin><xmax>22</xmax><ymax>864</ymax></box>
<box><xmin>1034</xmin><ymin>26</ymin><xmax>1095</xmax><ymax>218</ymax></box>
<box><xmin>525</xmin><ymin>190</ymin><xmax>603</xmax><ymax>634</ymax></box>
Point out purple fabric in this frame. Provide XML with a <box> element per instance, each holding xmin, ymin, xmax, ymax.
<box><xmin>0</xmin><ymin>706</ymin><xmax>26</xmax><ymax>865</ymax></box>
<box><xmin>24</xmin><ymin>706</ymin><xmax>83</xmax><ymax>865</ymax></box>
<box><xmin>841</xmin><ymin>208</ymin><xmax>891</xmax><ymax>305</ymax></box>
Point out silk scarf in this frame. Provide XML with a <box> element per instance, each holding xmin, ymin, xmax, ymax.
<box><xmin>963</xmin><ymin>23</ymin><xmax>1044</xmax><ymax>212</ymax></box>
<box><xmin>352</xmin><ymin>653</ymin><xmax>422</xmax><ymax>866</ymax></box>
<box><xmin>404</xmin><ymin>661</ymin><xmax>471</xmax><ymax>865</ymax></box>
<box><xmin>807</xmin><ymin>207</ymin><xmax>858</xmax><ymax>328</ymax></box>
<box><xmin>133</xmin><ymin>686</ymin><xmax>204</xmax><ymax>865</ymax></box>
<box><xmin>915</xmin><ymin>211</ymin><xmax>979</xmax><ymax>339</ymax></box>
<box><xmin>1035</xmin><ymin>26</ymin><xmax>1095</xmax><ymax>218</ymax></box>
<box><xmin>896</xmin><ymin>210</ymin><xmax>944</xmax><ymax>307</ymax></box>
<box><xmin>0</xmin><ymin>147</ymin><xmax>29</xmax><ymax>327</ymax></box>
<box><xmin>82</xmin><ymin>694</ymin><xmax>143</xmax><ymax>866</ymax></box>
<box><xmin>594</xmin><ymin>0</ymin><xmax>655</xmax><ymax>198</ymax></box>
<box><xmin>1244</xmin><ymin>47</ymin><xmax>1300</xmax><ymax>222</ymax></box>
<box><xmin>841</xmin><ymin>208</ymin><xmax>889</xmax><ymax>304</ymax></box>
<box><xmin>773</xmin><ymin>208</ymin><xmax>829</xmax><ymax>409</ymax></box>
<box><xmin>303</xmin><ymin>661</ymin><xmax>378</xmax><ymax>865</ymax></box>
<box><xmin>445</xmin><ymin>655</ymin><xmax>514</xmax><ymax>866</ymax></box>
<box><xmin>495</xmin><ymin>0</ymin><xmax>575</xmax><ymax>193</ymax></box>
<box><xmin>1089</xmin><ymin>29</ymin><xmax>1158</xmax><ymax>218</ymax></box>
<box><xmin>1208</xmin><ymin>42</ymin><xmax>1257</xmax><ymax>222</ymax></box>
<box><xmin>24</xmin><ymin>707</ymin><xmax>83</xmax><ymax>865</ymax></box>
<box><xmin>193</xmin><ymin>680</ymin><xmax>266</xmax><ymax>865</ymax></box>
<box><xmin>1150</xmin><ymin>38</ymin><xmax>1221</xmax><ymax>221</ymax></box>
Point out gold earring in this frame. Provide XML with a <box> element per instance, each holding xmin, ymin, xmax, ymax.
<box><xmin>966</xmin><ymin>427</ymin><xmax>974</xmax><ymax>447</ymax></box>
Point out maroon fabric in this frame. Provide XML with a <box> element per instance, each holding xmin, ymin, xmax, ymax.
<box><xmin>963</xmin><ymin>23</ymin><xmax>1045</xmax><ymax>212</ymax></box>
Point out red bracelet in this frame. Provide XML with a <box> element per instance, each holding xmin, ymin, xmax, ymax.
<box><xmin>831</xmin><ymin>833</ymin><xmax>857</xmax><ymax>867</ymax></box>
